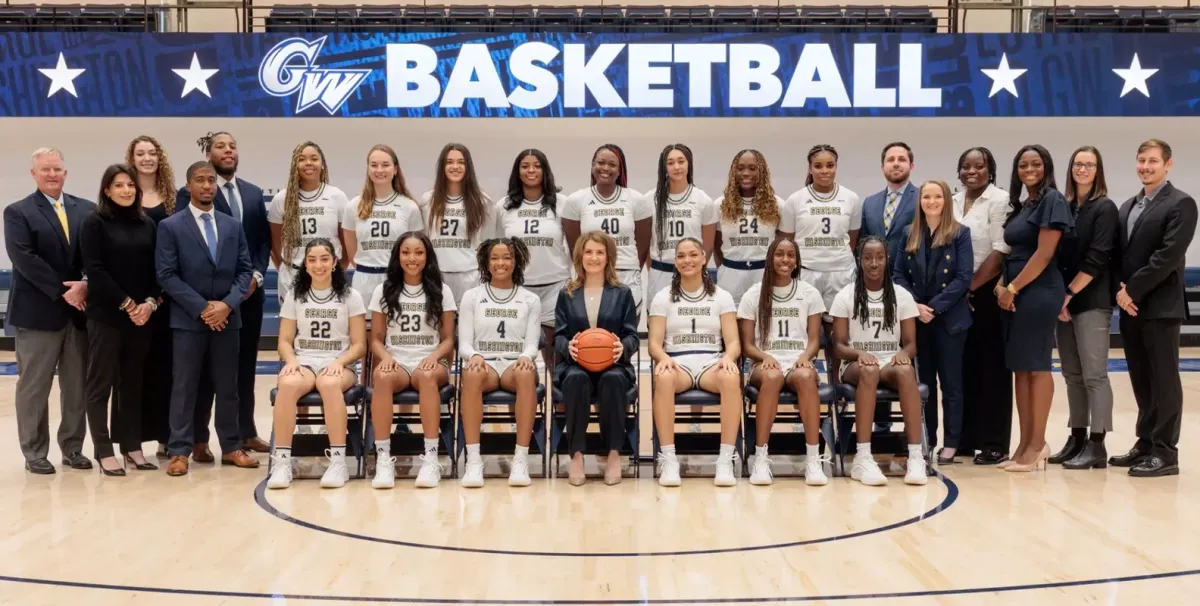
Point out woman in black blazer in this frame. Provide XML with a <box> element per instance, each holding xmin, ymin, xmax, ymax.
<box><xmin>554</xmin><ymin>231</ymin><xmax>639</xmax><ymax>486</ymax></box>
<box><xmin>893</xmin><ymin>179</ymin><xmax>974</xmax><ymax>464</ymax></box>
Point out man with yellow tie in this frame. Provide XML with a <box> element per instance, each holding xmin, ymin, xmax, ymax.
<box><xmin>3</xmin><ymin>147</ymin><xmax>95</xmax><ymax>474</ymax></box>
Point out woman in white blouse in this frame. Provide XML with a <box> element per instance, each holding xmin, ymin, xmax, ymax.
<box><xmin>951</xmin><ymin>147</ymin><xmax>1013</xmax><ymax>466</ymax></box>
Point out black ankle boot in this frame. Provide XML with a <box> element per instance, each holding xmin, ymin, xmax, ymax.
<box><xmin>1063</xmin><ymin>440</ymin><xmax>1108</xmax><ymax>470</ymax></box>
<box><xmin>1049</xmin><ymin>432</ymin><xmax>1086</xmax><ymax>465</ymax></box>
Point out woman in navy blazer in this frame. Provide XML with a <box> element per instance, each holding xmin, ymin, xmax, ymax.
<box><xmin>554</xmin><ymin>231</ymin><xmax>639</xmax><ymax>487</ymax></box>
<box><xmin>893</xmin><ymin>180</ymin><xmax>973</xmax><ymax>464</ymax></box>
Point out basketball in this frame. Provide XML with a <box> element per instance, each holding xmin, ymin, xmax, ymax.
<box><xmin>575</xmin><ymin>328</ymin><xmax>618</xmax><ymax>372</ymax></box>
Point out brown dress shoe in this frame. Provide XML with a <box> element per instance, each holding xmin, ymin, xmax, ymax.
<box><xmin>192</xmin><ymin>443</ymin><xmax>215</xmax><ymax>463</ymax></box>
<box><xmin>243</xmin><ymin>437</ymin><xmax>271</xmax><ymax>453</ymax></box>
<box><xmin>221</xmin><ymin>450</ymin><xmax>260</xmax><ymax>468</ymax></box>
<box><xmin>166</xmin><ymin>456</ymin><xmax>189</xmax><ymax>476</ymax></box>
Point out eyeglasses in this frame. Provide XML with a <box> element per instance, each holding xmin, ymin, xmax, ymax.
<box><xmin>1073</xmin><ymin>162</ymin><xmax>1098</xmax><ymax>170</ymax></box>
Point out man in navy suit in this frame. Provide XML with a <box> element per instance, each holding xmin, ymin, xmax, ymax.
<box><xmin>4</xmin><ymin>148</ymin><xmax>95</xmax><ymax>474</ymax></box>
<box><xmin>157</xmin><ymin>161</ymin><xmax>259</xmax><ymax>477</ymax></box>
<box><xmin>177</xmin><ymin>132</ymin><xmax>273</xmax><ymax>458</ymax></box>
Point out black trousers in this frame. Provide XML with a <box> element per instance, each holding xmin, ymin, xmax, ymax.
<box><xmin>959</xmin><ymin>278</ymin><xmax>1014</xmax><ymax>455</ymax></box>
<box><xmin>560</xmin><ymin>365</ymin><xmax>630</xmax><ymax>456</ymax></box>
<box><xmin>168</xmin><ymin>328</ymin><xmax>242</xmax><ymax>456</ymax></box>
<box><xmin>195</xmin><ymin>288</ymin><xmax>264</xmax><ymax>443</ymax></box>
<box><xmin>1120</xmin><ymin>315</ymin><xmax>1183</xmax><ymax>461</ymax></box>
<box><xmin>916</xmin><ymin>319</ymin><xmax>967</xmax><ymax>450</ymax></box>
<box><xmin>133</xmin><ymin>300</ymin><xmax>173</xmax><ymax>444</ymax></box>
<box><xmin>83</xmin><ymin>318</ymin><xmax>152</xmax><ymax>459</ymax></box>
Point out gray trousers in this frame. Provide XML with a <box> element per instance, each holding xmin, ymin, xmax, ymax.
<box><xmin>14</xmin><ymin>325</ymin><xmax>88</xmax><ymax>461</ymax></box>
<box><xmin>1055</xmin><ymin>309</ymin><xmax>1114</xmax><ymax>432</ymax></box>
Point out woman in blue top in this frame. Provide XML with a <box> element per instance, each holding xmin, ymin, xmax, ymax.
<box><xmin>995</xmin><ymin>145</ymin><xmax>1074</xmax><ymax>473</ymax></box>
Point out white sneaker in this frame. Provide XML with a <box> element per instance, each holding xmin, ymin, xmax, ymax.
<box><xmin>266</xmin><ymin>455</ymin><xmax>292</xmax><ymax>489</ymax></box>
<box><xmin>508</xmin><ymin>457</ymin><xmax>532</xmax><ymax>487</ymax></box>
<box><xmin>714</xmin><ymin>455</ymin><xmax>738</xmax><ymax>487</ymax></box>
<box><xmin>414</xmin><ymin>452</ymin><xmax>442</xmax><ymax>488</ymax></box>
<box><xmin>749</xmin><ymin>455</ymin><xmax>773</xmax><ymax>486</ymax></box>
<box><xmin>805</xmin><ymin>455</ymin><xmax>830</xmax><ymax>486</ymax></box>
<box><xmin>657</xmin><ymin>453</ymin><xmax>681</xmax><ymax>487</ymax></box>
<box><xmin>851</xmin><ymin>456</ymin><xmax>888</xmax><ymax>486</ymax></box>
<box><xmin>372</xmin><ymin>455</ymin><xmax>396</xmax><ymax>489</ymax></box>
<box><xmin>905</xmin><ymin>456</ymin><xmax>929</xmax><ymax>485</ymax></box>
<box><xmin>461</xmin><ymin>459</ymin><xmax>484</xmax><ymax>488</ymax></box>
<box><xmin>320</xmin><ymin>451</ymin><xmax>349</xmax><ymax>488</ymax></box>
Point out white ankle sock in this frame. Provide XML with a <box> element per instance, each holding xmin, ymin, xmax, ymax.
<box><xmin>330</xmin><ymin>445</ymin><xmax>346</xmax><ymax>461</ymax></box>
<box><xmin>755</xmin><ymin>444</ymin><xmax>768</xmax><ymax>458</ymax></box>
<box><xmin>661</xmin><ymin>445</ymin><xmax>676</xmax><ymax>458</ymax></box>
<box><xmin>273</xmin><ymin>447</ymin><xmax>291</xmax><ymax>459</ymax></box>
<box><xmin>856</xmin><ymin>442</ymin><xmax>872</xmax><ymax>457</ymax></box>
<box><xmin>718</xmin><ymin>444</ymin><xmax>735</xmax><ymax>460</ymax></box>
<box><xmin>466</xmin><ymin>443</ymin><xmax>481</xmax><ymax>464</ymax></box>
<box><xmin>908</xmin><ymin>444</ymin><xmax>924</xmax><ymax>460</ymax></box>
<box><xmin>806</xmin><ymin>444</ymin><xmax>820</xmax><ymax>458</ymax></box>
<box><xmin>514</xmin><ymin>445</ymin><xmax>529</xmax><ymax>459</ymax></box>
<box><xmin>423</xmin><ymin>438</ymin><xmax>438</xmax><ymax>455</ymax></box>
<box><xmin>376</xmin><ymin>440</ymin><xmax>391</xmax><ymax>457</ymax></box>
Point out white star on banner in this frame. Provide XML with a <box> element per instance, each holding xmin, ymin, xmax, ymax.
<box><xmin>980</xmin><ymin>53</ymin><xmax>1027</xmax><ymax>98</ymax></box>
<box><xmin>38</xmin><ymin>53</ymin><xmax>85</xmax><ymax>98</ymax></box>
<box><xmin>172</xmin><ymin>53</ymin><xmax>219</xmax><ymax>98</ymax></box>
<box><xmin>1112</xmin><ymin>54</ymin><xmax>1158</xmax><ymax>98</ymax></box>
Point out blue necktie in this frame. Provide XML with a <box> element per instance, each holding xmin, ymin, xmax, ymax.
<box><xmin>201</xmin><ymin>213</ymin><xmax>218</xmax><ymax>261</ymax></box>
<box><xmin>225</xmin><ymin>182</ymin><xmax>242</xmax><ymax>220</ymax></box>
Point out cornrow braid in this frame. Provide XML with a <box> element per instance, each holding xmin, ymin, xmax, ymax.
<box><xmin>805</xmin><ymin>144</ymin><xmax>839</xmax><ymax>186</ymax></box>
<box><xmin>125</xmin><ymin>134</ymin><xmax>178</xmax><ymax>214</ymax></box>
<box><xmin>196</xmin><ymin>131</ymin><xmax>231</xmax><ymax>155</ymax></box>
<box><xmin>852</xmin><ymin>235</ymin><xmax>897</xmax><ymax>333</ymax></box>
<box><xmin>281</xmin><ymin>141</ymin><xmax>331</xmax><ymax>266</ymax></box>
<box><xmin>476</xmin><ymin>237</ymin><xmax>531</xmax><ymax>287</ymax></box>
<box><xmin>668</xmin><ymin>237</ymin><xmax>716</xmax><ymax>303</ymax></box>
<box><xmin>720</xmin><ymin>149</ymin><xmax>779</xmax><ymax>226</ymax></box>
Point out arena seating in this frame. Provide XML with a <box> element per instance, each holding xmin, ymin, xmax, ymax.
<box><xmin>1032</xmin><ymin>6</ymin><xmax>1200</xmax><ymax>32</ymax></box>
<box><xmin>0</xmin><ymin>5</ymin><xmax>158</xmax><ymax>31</ymax></box>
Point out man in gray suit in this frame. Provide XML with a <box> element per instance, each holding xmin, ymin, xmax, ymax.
<box><xmin>3</xmin><ymin>148</ymin><xmax>95</xmax><ymax>474</ymax></box>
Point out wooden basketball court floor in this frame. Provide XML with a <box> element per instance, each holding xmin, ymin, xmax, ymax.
<box><xmin>1</xmin><ymin>349</ymin><xmax>1200</xmax><ymax>605</ymax></box>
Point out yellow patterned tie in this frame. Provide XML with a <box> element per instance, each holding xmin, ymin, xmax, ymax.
<box><xmin>883</xmin><ymin>191</ymin><xmax>899</xmax><ymax>232</ymax></box>
<box><xmin>52</xmin><ymin>200</ymin><xmax>69</xmax><ymax>243</ymax></box>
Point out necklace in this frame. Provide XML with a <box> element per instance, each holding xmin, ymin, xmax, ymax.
<box><xmin>485</xmin><ymin>283</ymin><xmax>517</xmax><ymax>304</ymax></box>
<box><xmin>307</xmin><ymin>288</ymin><xmax>336</xmax><ymax>304</ymax></box>
<box><xmin>667</xmin><ymin>185</ymin><xmax>693</xmax><ymax>203</ymax></box>
<box><xmin>592</xmin><ymin>186</ymin><xmax>620</xmax><ymax>204</ymax></box>
<box><xmin>402</xmin><ymin>284</ymin><xmax>424</xmax><ymax>298</ymax></box>
<box><xmin>772</xmin><ymin>280</ymin><xmax>798</xmax><ymax>302</ymax></box>
<box><xmin>678</xmin><ymin>285</ymin><xmax>707</xmax><ymax>303</ymax></box>
<box><xmin>807</xmin><ymin>184</ymin><xmax>838</xmax><ymax>202</ymax></box>
<box><xmin>299</xmin><ymin>184</ymin><xmax>325</xmax><ymax>202</ymax></box>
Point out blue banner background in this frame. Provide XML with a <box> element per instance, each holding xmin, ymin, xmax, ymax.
<box><xmin>0</xmin><ymin>32</ymin><xmax>1197</xmax><ymax>117</ymax></box>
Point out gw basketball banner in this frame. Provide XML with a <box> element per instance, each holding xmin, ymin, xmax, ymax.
<box><xmin>0</xmin><ymin>32</ymin><xmax>1195</xmax><ymax>117</ymax></box>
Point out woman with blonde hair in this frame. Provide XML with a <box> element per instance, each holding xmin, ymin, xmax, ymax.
<box><xmin>268</xmin><ymin>141</ymin><xmax>351</xmax><ymax>299</ymax></box>
<box><xmin>714</xmin><ymin>149</ymin><xmax>787</xmax><ymax>304</ymax></box>
<box><xmin>553</xmin><ymin>231</ymin><xmax>639</xmax><ymax>486</ymax></box>
<box><xmin>341</xmin><ymin>144</ymin><xmax>422</xmax><ymax>305</ymax></box>
<box><xmin>892</xmin><ymin>179</ymin><xmax>974</xmax><ymax>463</ymax></box>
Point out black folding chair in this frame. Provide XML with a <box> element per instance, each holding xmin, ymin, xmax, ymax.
<box><xmin>363</xmin><ymin>381</ymin><xmax>458</xmax><ymax>478</ymax></box>
<box><xmin>650</xmin><ymin>365</ymin><xmax>745</xmax><ymax>479</ymax></box>
<box><xmin>549</xmin><ymin>348</ymin><xmax>641</xmax><ymax>479</ymax></box>
<box><xmin>268</xmin><ymin>384</ymin><xmax>367</xmax><ymax>479</ymax></box>
<box><xmin>742</xmin><ymin>379</ymin><xmax>838</xmax><ymax>478</ymax></box>
<box><xmin>832</xmin><ymin>382</ymin><xmax>932</xmax><ymax>477</ymax></box>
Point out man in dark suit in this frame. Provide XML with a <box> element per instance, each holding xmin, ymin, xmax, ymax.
<box><xmin>4</xmin><ymin>147</ymin><xmax>95</xmax><ymax>474</ymax></box>
<box><xmin>177</xmin><ymin>132</ymin><xmax>273</xmax><ymax>459</ymax></box>
<box><xmin>1110</xmin><ymin>139</ymin><xmax>1197</xmax><ymax>477</ymax></box>
<box><xmin>156</xmin><ymin>161</ymin><xmax>259</xmax><ymax>476</ymax></box>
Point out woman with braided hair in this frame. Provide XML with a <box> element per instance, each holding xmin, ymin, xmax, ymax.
<box><xmin>457</xmin><ymin>237</ymin><xmax>543</xmax><ymax>488</ymax></box>
<box><xmin>645</xmin><ymin>143</ymin><xmax>718</xmax><ymax>305</ymax></box>
<box><xmin>714</xmin><ymin>149</ymin><xmax>786</xmax><ymax>304</ymax></box>
<box><xmin>417</xmin><ymin>143</ymin><xmax>495</xmax><ymax>308</ymax></box>
<box><xmin>830</xmin><ymin>236</ymin><xmax>926</xmax><ymax>486</ymax></box>
<box><xmin>648</xmin><ymin>238</ymin><xmax>741</xmax><ymax>488</ymax></box>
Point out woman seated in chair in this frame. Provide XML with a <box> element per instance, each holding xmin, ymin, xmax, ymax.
<box><xmin>268</xmin><ymin>238</ymin><xmax>367</xmax><ymax>490</ymax></box>
<box><xmin>648</xmin><ymin>237</ymin><xmax>741</xmax><ymax>488</ymax></box>
<box><xmin>367</xmin><ymin>231</ymin><xmax>457</xmax><ymax>490</ymax></box>
<box><xmin>458</xmin><ymin>237</ymin><xmax>542</xmax><ymax>488</ymax></box>
<box><xmin>829</xmin><ymin>235</ymin><xmax>926</xmax><ymax>487</ymax></box>
<box><xmin>554</xmin><ymin>231</ymin><xmax>639</xmax><ymax>487</ymax></box>
<box><xmin>737</xmin><ymin>236</ymin><xmax>827</xmax><ymax>486</ymax></box>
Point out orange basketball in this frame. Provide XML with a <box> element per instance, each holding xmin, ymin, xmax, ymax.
<box><xmin>576</xmin><ymin>328</ymin><xmax>618</xmax><ymax>372</ymax></box>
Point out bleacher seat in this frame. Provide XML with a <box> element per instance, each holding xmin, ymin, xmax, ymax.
<box><xmin>579</xmin><ymin>6</ymin><xmax>622</xmax><ymax>32</ymax></box>
<box><xmin>890</xmin><ymin>7</ymin><xmax>936</xmax><ymax>32</ymax></box>
<box><xmin>1118</xmin><ymin>8</ymin><xmax>1169</xmax><ymax>33</ymax></box>
<box><xmin>1161</xmin><ymin>7</ymin><xmax>1200</xmax><ymax>31</ymax></box>
<box><xmin>493</xmin><ymin>6</ymin><xmax>536</xmax><ymax>31</ymax></box>
<box><xmin>668</xmin><ymin>7</ymin><xmax>712</xmax><ymax>31</ymax></box>
<box><xmin>711</xmin><ymin>6</ymin><xmax>755</xmax><ymax>31</ymax></box>
<box><xmin>844</xmin><ymin>5</ymin><xmax>890</xmax><ymax>30</ymax></box>
<box><xmin>0</xmin><ymin>6</ymin><xmax>35</xmax><ymax>31</ymax></box>
<box><xmin>626</xmin><ymin>6</ymin><xmax>668</xmax><ymax>31</ymax></box>
<box><xmin>312</xmin><ymin>7</ymin><xmax>359</xmax><ymax>31</ymax></box>
<box><xmin>265</xmin><ymin>6</ymin><xmax>313</xmax><ymax>33</ymax></box>
<box><xmin>755</xmin><ymin>5</ymin><xmax>802</xmax><ymax>31</ymax></box>
<box><xmin>446</xmin><ymin>6</ymin><xmax>492</xmax><ymax>31</ymax></box>
<box><xmin>268</xmin><ymin>385</ymin><xmax>368</xmax><ymax>479</ymax></box>
<box><xmin>534</xmin><ymin>7</ymin><xmax>578</xmax><ymax>31</ymax></box>
<box><xmin>800</xmin><ymin>7</ymin><xmax>845</xmax><ymax>30</ymax></box>
<box><xmin>357</xmin><ymin>7</ymin><xmax>401</xmax><ymax>30</ymax></box>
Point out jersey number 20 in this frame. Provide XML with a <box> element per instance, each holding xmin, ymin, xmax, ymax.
<box><xmin>370</xmin><ymin>221</ymin><xmax>390</xmax><ymax>238</ymax></box>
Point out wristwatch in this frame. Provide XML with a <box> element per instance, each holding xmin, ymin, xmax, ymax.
<box><xmin>1006</xmin><ymin>283</ymin><xmax>1019</xmax><ymax>295</ymax></box>
<box><xmin>1065</xmin><ymin>286</ymin><xmax>1077</xmax><ymax>297</ymax></box>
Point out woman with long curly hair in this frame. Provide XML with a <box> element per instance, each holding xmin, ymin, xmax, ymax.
<box><xmin>267</xmin><ymin>238</ymin><xmax>367</xmax><ymax>491</ymax></box>
<box><xmin>457</xmin><ymin>237</ymin><xmax>543</xmax><ymax>488</ymax></box>
<box><xmin>268</xmin><ymin>141</ymin><xmax>351</xmax><ymax>301</ymax></box>
<box><xmin>367</xmin><ymin>232</ymin><xmax>456</xmax><ymax>489</ymax></box>
<box><xmin>342</xmin><ymin>144</ymin><xmax>422</xmax><ymax>305</ymax></box>
<box><xmin>714</xmin><ymin>149</ymin><xmax>786</xmax><ymax>303</ymax></box>
<box><xmin>418</xmin><ymin>143</ymin><xmax>495</xmax><ymax>308</ymax></box>
<box><xmin>645</xmin><ymin>144</ymin><xmax>718</xmax><ymax>305</ymax></box>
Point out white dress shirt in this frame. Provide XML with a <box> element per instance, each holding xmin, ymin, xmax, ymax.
<box><xmin>189</xmin><ymin>203</ymin><xmax>218</xmax><ymax>247</ymax></box>
<box><xmin>952</xmin><ymin>183</ymin><xmax>1011</xmax><ymax>272</ymax></box>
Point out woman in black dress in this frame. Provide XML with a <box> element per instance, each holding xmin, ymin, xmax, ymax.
<box><xmin>995</xmin><ymin>145</ymin><xmax>1074</xmax><ymax>473</ymax></box>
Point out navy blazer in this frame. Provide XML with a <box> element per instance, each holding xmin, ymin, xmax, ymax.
<box><xmin>3</xmin><ymin>190</ymin><xmax>95</xmax><ymax>331</ymax></box>
<box><xmin>861</xmin><ymin>182</ymin><xmax>918</xmax><ymax>261</ymax></box>
<box><xmin>553</xmin><ymin>282</ymin><xmax>640</xmax><ymax>385</ymax></box>
<box><xmin>892</xmin><ymin>225</ymin><xmax>974</xmax><ymax>334</ymax></box>
<box><xmin>155</xmin><ymin>205</ymin><xmax>254</xmax><ymax>332</ymax></box>
<box><xmin>177</xmin><ymin>177</ymin><xmax>270</xmax><ymax>277</ymax></box>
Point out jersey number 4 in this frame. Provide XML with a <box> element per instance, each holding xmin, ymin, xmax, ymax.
<box><xmin>310</xmin><ymin>321</ymin><xmax>331</xmax><ymax>339</ymax></box>
<box><xmin>497</xmin><ymin>320</ymin><xmax>507</xmax><ymax>339</ymax></box>
<box><xmin>600</xmin><ymin>217</ymin><xmax>619</xmax><ymax>235</ymax></box>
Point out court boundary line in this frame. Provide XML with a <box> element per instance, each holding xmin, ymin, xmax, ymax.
<box><xmin>253</xmin><ymin>473</ymin><xmax>959</xmax><ymax>557</ymax></box>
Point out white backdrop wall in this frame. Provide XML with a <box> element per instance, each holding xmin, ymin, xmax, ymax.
<box><xmin>1</xmin><ymin>116</ymin><xmax>1198</xmax><ymax>269</ymax></box>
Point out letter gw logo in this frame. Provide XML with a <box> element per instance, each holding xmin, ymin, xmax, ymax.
<box><xmin>258</xmin><ymin>36</ymin><xmax>370</xmax><ymax>114</ymax></box>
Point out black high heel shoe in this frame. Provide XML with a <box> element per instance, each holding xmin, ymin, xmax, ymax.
<box><xmin>97</xmin><ymin>459</ymin><xmax>126</xmax><ymax>477</ymax></box>
<box><xmin>124</xmin><ymin>454</ymin><xmax>158</xmax><ymax>471</ymax></box>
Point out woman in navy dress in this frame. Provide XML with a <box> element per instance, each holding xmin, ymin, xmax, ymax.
<box><xmin>996</xmin><ymin>144</ymin><xmax>1074</xmax><ymax>473</ymax></box>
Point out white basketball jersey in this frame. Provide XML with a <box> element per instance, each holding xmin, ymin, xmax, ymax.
<box><xmin>784</xmin><ymin>185</ymin><xmax>862</xmax><ymax>272</ymax></box>
<box><xmin>342</xmin><ymin>194</ymin><xmax>423</xmax><ymax>269</ymax></box>
<box><xmin>281</xmin><ymin>287</ymin><xmax>367</xmax><ymax>368</ymax></box>
<box><xmin>716</xmin><ymin>195</ymin><xmax>789</xmax><ymax>262</ymax></box>
<box><xmin>369</xmin><ymin>282</ymin><xmax>457</xmax><ymax>364</ymax></box>
<box><xmin>560</xmin><ymin>186</ymin><xmax>651</xmax><ymax>272</ymax></box>
<box><xmin>458</xmin><ymin>284</ymin><xmax>542</xmax><ymax>361</ymax></box>
<box><xmin>648</xmin><ymin>187</ymin><xmax>719</xmax><ymax>264</ymax></box>
<box><xmin>418</xmin><ymin>192</ymin><xmax>496</xmax><ymax>273</ymax></box>
<box><xmin>495</xmin><ymin>197</ymin><xmax>570</xmax><ymax>285</ymax></box>
<box><xmin>736</xmin><ymin>279</ymin><xmax>826</xmax><ymax>358</ymax></box>
<box><xmin>649</xmin><ymin>285</ymin><xmax>736</xmax><ymax>355</ymax></box>
<box><xmin>829</xmin><ymin>284</ymin><xmax>918</xmax><ymax>368</ymax></box>
<box><xmin>268</xmin><ymin>184</ymin><xmax>350</xmax><ymax>267</ymax></box>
